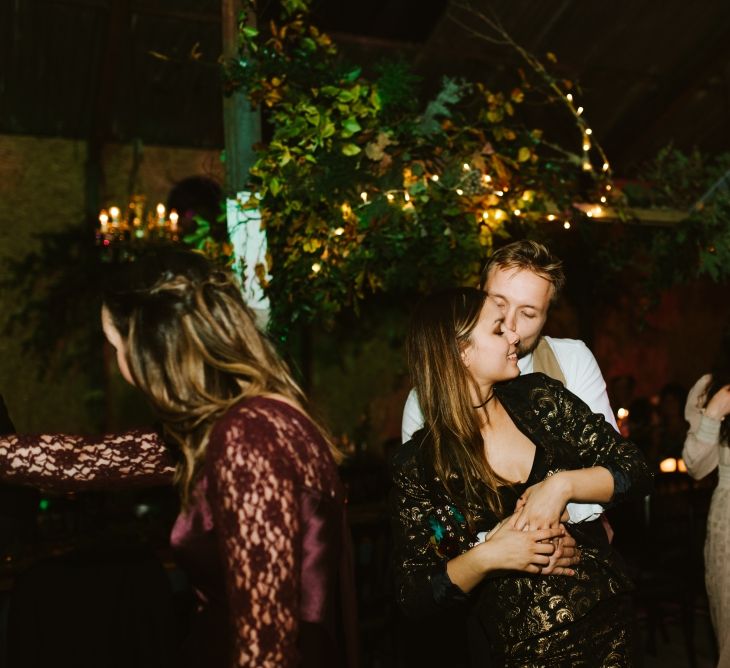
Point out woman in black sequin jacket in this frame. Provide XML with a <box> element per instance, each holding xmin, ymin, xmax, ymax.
<box><xmin>391</xmin><ymin>288</ymin><xmax>652</xmax><ymax>666</ymax></box>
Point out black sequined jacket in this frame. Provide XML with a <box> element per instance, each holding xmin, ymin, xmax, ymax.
<box><xmin>391</xmin><ymin>373</ymin><xmax>653</xmax><ymax>648</ymax></box>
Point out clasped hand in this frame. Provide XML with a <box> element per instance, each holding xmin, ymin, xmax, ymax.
<box><xmin>486</xmin><ymin>512</ymin><xmax>579</xmax><ymax>576</ymax></box>
<box><xmin>511</xmin><ymin>473</ymin><xmax>570</xmax><ymax>531</ymax></box>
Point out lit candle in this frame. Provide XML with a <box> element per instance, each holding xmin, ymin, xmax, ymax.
<box><xmin>109</xmin><ymin>206</ymin><xmax>121</xmax><ymax>226</ymax></box>
<box><xmin>99</xmin><ymin>211</ymin><xmax>109</xmax><ymax>234</ymax></box>
<box><xmin>169</xmin><ymin>210</ymin><xmax>179</xmax><ymax>232</ymax></box>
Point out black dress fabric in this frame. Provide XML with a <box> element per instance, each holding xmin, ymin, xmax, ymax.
<box><xmin>391</xmin><ymin>373</ymin><xmax>653</xmax><ymax>666</ymax></box>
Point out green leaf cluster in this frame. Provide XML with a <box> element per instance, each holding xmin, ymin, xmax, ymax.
<box><xmin>224</xmin><ymin>0</ymin><xmax>615</xmax><ymax>335</ymax></box>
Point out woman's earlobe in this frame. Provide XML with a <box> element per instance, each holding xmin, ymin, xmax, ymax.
<box><xmin>460</xmin><ymin>346</ymin><xmax>471</xmax><ymax>367</ymax></box>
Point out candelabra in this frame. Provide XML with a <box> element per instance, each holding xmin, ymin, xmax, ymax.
<box><xmin>97</xmin><ymin>195</ymin><xmax>180</xmax><ymax>253</ymax></box>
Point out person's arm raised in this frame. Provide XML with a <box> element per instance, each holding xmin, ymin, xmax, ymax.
<box><xmin>0</xmin><ymin>429</ymin><xmax>175</xmax><ymax>492</ymax></box>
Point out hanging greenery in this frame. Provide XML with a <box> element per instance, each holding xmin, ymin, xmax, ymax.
<box><xmin>223</xmin><ymin>0</ymin><xmax>612</xmax><ymax>333</ymax></box>
<box><xmin>590</xmin><ymin>146</ymin><xmax>730</xmax><ymax>294</ymax></box>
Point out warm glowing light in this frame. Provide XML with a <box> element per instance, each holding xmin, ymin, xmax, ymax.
<box><xmin>582</xmin><ymin>161</ymin><xmax>592</xmax><ymax>171</ymax></box>
<box><xmin>456</xmin><ymin>188</ymin><xmax>464</xmax><ymax>196</ymax></box>
<box><xmin>586</xmin><ymin>211</ymin><xmax>593</xmax><ymax>218</ymax></box>
<box><xmin>606</xmin><ymin>184</ymin><xmax>612</xmax><ymax>191</ymax></box>
<box><xmin>109</xmin><ymin>206</ymin><xmax>121</xmax><ymax>220</ymax></box>
<box><xmin>360</xmin><ymin>191</ymin><xmax>368</xmax><ymax>203</ymax></box>
<box><xmin>566</xmin><ymin>93</ymin><xmax>573</xmax><ymax>102</ymax></box>
<box><xmin>386</xmin><ymin>193</ymin><xmax>395</xmax><ymax>202</ymax></box>
<box><xmin>563</xmin><ymin>221</ymin><xmax>571</xmax><ymax>229</ymax></box>
<box><xmin>600</xmin><ymin>196</ymin><xmax>607</xmax><ymax>203</ymax></box>
<box><xmin>156</xmin><ymin>203</ymin><xmax>166</xmax><ymax>217</ymax></box>
<box><xmin>169</xmin><ymin>210</ymin><xmax>179</xmax><ymax>230</ymax></box>
<box><xmin>431</xmin><ymin>174</ymin><xmax>439</xmax><ymax>182</ymax></box>
<box><xmin>404</xmin><ymin>192</ymin><xmax>410</xmax><ymax>202</ymax></box>
<box><xmin>592</xmin><ymin>206</ymin><xmax>603</xmax><ymax>216</ymax></box>
<box><xmin>341</xmin><ymin>202</ymin><xmax>352</xmax><ymax>217</ymax></box>
<box><xmin>311</xmin><ymin>263</ymin><xmax>322</xmax><ymax>273</ymax></box>
<box><xmin>585</xmin><ymin>128</ymin><xmax>593</xmax><ymax>136</ymax></box>
<box><xmin>483</xmin><ymin>174</ymin><xmax>492</xmax><ymax>183</ymax></box>
<box><xmin>99</xmin><ymin>211</ymin><xmax>109</xmax><ymax>225</ymax></box>
<box><xmin>659</xmin><ymin>458</ymin><xmax>678</xmax><ymax>473</ymax></box>
<box><xmin>513</xmin><ymin>209</ymin><xmax>521</xmax><ymax>216</ymax></box>
<box><xmin>576</xmin><ymin>106</ymin><xmax>584</xmax><ymax>115</ymax></box>
<box><xmin>334</xmin><ymin>226</ymin><xmax>344</xmax><ymax>236</ymax></box>
<box><xmin>482</xmin><ymin>211</ymin><xmax>489</xmax><ymax>220</ymax></box>
<box><xmin>602</xmin><ymin>162</ymin><xmax>610</xmax><ymax>172</ymax></box>
<box><xmin>617</xmin><ymin>408</ymin><xmax>629</xmax><ymax>420</ymax></box>
<box><xmin>547</xmin><ymin>214</ymin><xmax>556</xmax><ymax>221</ymax></box>
<box><xmin>495</xmin><ymin>190</ymin><xmax>504</xmax><ymax>197</ymax></box>
<box><xmin>583</xmin><ymin>142</ymin><xmax>591</xmax><ymax>151</ymax></box>
<box><xmin>677</xmin><ymin>458</ymin><xmax>687</xmax><ymax>473</ymax></box>
<box><xmin>463</xmin><ymin>163</ymin><xmax>470</xmax><ymax>171</ymax></box>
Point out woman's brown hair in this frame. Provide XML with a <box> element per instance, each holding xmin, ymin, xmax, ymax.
<box><xmin>406</xmin><ymin>288</ymin><xmax>509</xmax><ymax>516</ymax></box>
<box><xmin>103</xmin><ymin>248</ymin><xmax>340</xmax><ymax>505</ymax></box>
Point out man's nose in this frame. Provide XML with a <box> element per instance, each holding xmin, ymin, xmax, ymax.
<box><xmin>507</xmin><ymin>329</ymin><xmax>520</xmax><ymax>346</ymax></box>
<box><xmin>504</xmin><ymin>311</ymin><xmax>517</xmax><ymax>332</ymax></box>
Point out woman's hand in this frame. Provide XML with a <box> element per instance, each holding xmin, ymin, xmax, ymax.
<box><xmin>539</xmin><ymin>525</ymin><xmax>579</xmax><ymax>576</ymax></box>
<box><xmin>706</xmin><ymin>384</ymin><xmax>730</xmax><ymax>421</ymax></box>
<box><xmin>481</xmin><ymin>516</ymin><xmax>563</xmax><ymax>574</ymax></box>
<box><xmin>511</xmin><ymin>473</ymin><xmax>571</xmax><ymax>531</ymax></box>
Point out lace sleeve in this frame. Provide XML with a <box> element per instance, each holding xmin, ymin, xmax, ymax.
<box><xmin>0</xmin><ymin>430</ymin><xmax>175</xmax><ymax>492</ymax></box>
<box><xmin>390</xmin><ymin>443</ymin><xmax>469</xmax><ymax>619</ymax></box>
<box><xmin>205</xmin><ymin>404</ymin><xmax>301</xmax><ymax>667</ymax></box>
<box><xmin>540</xmin><ymin>375</ymin><xmax>653</xmax><ymax>504</ymax></box>
<box><xmin>682</xmin><ymin>374</ymin><xmax>721</xmax><ymax>479</ymax></box>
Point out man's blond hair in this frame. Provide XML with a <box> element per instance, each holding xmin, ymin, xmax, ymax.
<box><xmin>480</xmin><ymin>240</ymin><xmax>565</xmax><ymax>301</ymax></box>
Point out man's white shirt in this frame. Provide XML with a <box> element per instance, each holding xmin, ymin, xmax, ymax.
<box><xmin>401</xmin><ymin>336</ymin><xmax>617</xmax><ymax>524</ymax></box>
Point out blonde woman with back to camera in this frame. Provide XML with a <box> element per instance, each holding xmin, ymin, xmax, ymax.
<box><xmin>0</xmin><ymin>249</ymin><xmax>357</xmax><ymax>668</ymax></box>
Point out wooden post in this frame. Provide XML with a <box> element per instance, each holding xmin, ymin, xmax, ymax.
<box><xmin>221</xmin><ymin>0</ymin><xmax>261</xmax><ymax>196</ymax></box>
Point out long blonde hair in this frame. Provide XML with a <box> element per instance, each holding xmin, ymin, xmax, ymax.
<box><xmin>406</xmin><ymin>288</ymin><xmax>508</xmax><ymax>516</ymax></box>
<box><xmin>103</xmin><ymin>249</ymin><xmax>340</xmax><ymax>505</ymax></box>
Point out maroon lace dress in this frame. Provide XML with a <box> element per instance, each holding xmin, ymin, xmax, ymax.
<box><xmin>0</xmin><ymin>396</ymin><xmax>357</xmax><ymax>668</ymax></box>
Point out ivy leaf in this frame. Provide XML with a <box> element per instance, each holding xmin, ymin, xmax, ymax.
<box><xmin>269</xmin><ymin>177</ymin><xmax>282</xmax><ymax>196</ymax></box>
<box><xmin>341</xmin><ymin>117</ymin><xmax>362</xmax><ymax>137</ymax></box>
<box><xmin>341</xmin><ymin>143</ymin><xmax>361</xmax><ymax>156</ymax></box>
<box><xmin>517</xmin><ymin>146</ymin><xmax>531</xmax><ymax>162</ymax></box>
<box><xmin>343</xmin><ymin>67</ymin><xmax>362</xmax><ymax>83</ymax></box>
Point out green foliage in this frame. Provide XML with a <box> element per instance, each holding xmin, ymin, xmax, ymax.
<box><xmin>224</xmin><ymin>0</ymin><xmax>610</xmax><ymax>335</ymax></box>
<box><xmin>592</xmin><ymin>146</ymin><xmax>730</xmax><ymax>296</ymax></box>
<box><xmin>644</xmin><ymin>148</ymin><xmax>730</xmax><ymax>285</ymax></box>
<box><xmin>0</xmin><ymin>223</ymin><xmax>106</xmax><ymax>427</ymax></box>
